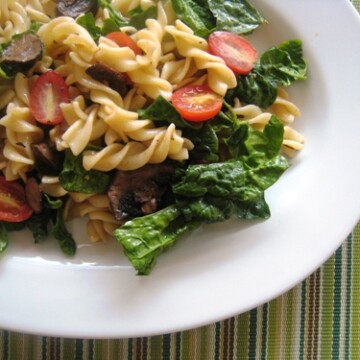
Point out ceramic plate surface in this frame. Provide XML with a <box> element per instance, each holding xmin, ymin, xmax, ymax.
<box><xmin>1</xmin><ymin>0</ymin><xmax>360</xmax><ymax>339</ymax></box>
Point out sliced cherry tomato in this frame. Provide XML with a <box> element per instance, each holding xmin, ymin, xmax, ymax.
<box><xmin>171</xmin><ymin>85</ymin><xmax>223</xmax><ymax>122</ymax></box>
<box><xmin>208</xmin><ymin>31</ymin><xmax>258</xmax><ymax>75</ymax></box>
<box><xmin>29</xmin><ymin>70</ymin><xmax>70</xmax><ymax>125</ymax></box>
<box><xmin>105</xmin><ymin>32</ymin><xmax>142</xmax><ymax>55</ymax></box>
<box><xmin>0</xmin><ymin>176</ymin><xmax>33</xmax><ymax>222</ymax></box>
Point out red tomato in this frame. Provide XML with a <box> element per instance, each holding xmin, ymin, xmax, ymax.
<box><xmin>30</xmin><ymin>71</ymin><xmax>70</xmax><ymax>125</ymax></box>
<box><xmin>105</xmin><ymin>32</ymin><xmax>142</xmax><ymax>55</ymax></box>
<box><xmin>0</xmin><ymin>176</ymin><xmax>33</xmax><ymax>222</ymax></box>
<box><xmin>171</xmin><ymin>85</ymin><xmax>223</xmax><ymax>122</ymax></box>
<box><xmin>208</xmin><ymin>31</ymin><xmax>258</xmax><ymax>75</ymax></box>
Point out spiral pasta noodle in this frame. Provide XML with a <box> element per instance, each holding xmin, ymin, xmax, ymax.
<box><xmin>64</xmin><ymin>193</ymin><xmax>121</xmax><ymax>242</ymax></box>
<box><xmin>165</xmin><ymin>20</ymin><xmax>237</xmax><ymax>96</ymax></box>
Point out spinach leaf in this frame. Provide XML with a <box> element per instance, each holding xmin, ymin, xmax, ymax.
<box><xmin>226</xmin><ymin>40</ymin><xmax>307</xmax><ymax>108</ymax></box>
<box><xmin>26</xmin><ymin>212</ymin><xmax>50</xmax><ymax>243</ymax></box>
<box><xmin>207</xmin><ymin>0</ymin><xmax>266</xmax><ymax>34</ymax></box>
<box><xmin>0</xmin><ymin>222</ymin><xmax>8</xmax><ymax>253</ymax></box>
<box><xmin>114</xmin><ymin>205</ymin><xmax>200</xmax><ymax>274</ymax></box>
<box><xmin>171</xmin><ymin>0</ymin><xmax>216</xmax><ymax>37</ymax></box>
<box><xmin>226</xmin><ymin>115</ymin><xmax>284</xmax><ymax>161</ymax></box>
<box><xmin>183</xmin><ymin>123</ymin><xmax>219</xmax><ymax>162</ymax></box>
<box><xmin>178</xmin><ymin>192</ymin><xmax>270</xmax><ymax>223</ymax></box>
<box><xmin>138</xmin><ymin>95</ymin><xmax>202</xmax><ymax>129</ymax></box>
<box><xmin>171</xmin><ymin>0</ymin><xmax>265</xmax><ymax>36</ymax></box>
<box><xmin>77</xmin><ymin>13</ymin><xmax>119</xmax><ymax>42</ymax></box>
<box><xmin>77</xmin><ymin>13</ymin><xmax>103</xmax><ymax>42</ymax></box>
<box><xmin>129</xmin><ymin>5</ymin><xmax>158</xmax><ymax>29</ymax></box>
<box><xmin>97</xmin><ymin>0</ymin><xmax>128</xmax><ymax>27</ymax></box>
<box><xmin>52</xmin><ymin>204</ymin><xmax>76</xmax><ymax>256</ymax></box>
<box><xmin>59</xmin><ymin>149</ymin><xmax>111</xmax><ymax>194</ymax></box>
<box><xmin>226</xmin><ymin>70</ymin><xmax>277</xmax><ymax>109</ymax></box>
<box><xmin>172</xmin><ymin>156</ymin><xmax>288</xmax><ymax>201</ymax></box>
<box><xmin>258</xmin><ymin>39</ymin><xmax>307</xmax><ymax>86</ymax></box>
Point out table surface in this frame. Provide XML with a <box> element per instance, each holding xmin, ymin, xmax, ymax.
<box><xmin>1</xmin><ymin>1</ymin><xmax>360</xmax><ymax>359</ymax></box>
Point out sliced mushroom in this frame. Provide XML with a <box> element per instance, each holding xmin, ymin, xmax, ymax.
<box><xmin>86</xmin><ymin>63</ymin><xmax>132</xmax><ymax>97</ymax></box>
<box><xmin>0</xmin><ymin>33</ymin><xmax>43</xmax><ymax>77</ymax></box>
<box><xmin>31</xmin><ymin>142</ymin><xmax>64</xmax><ymax>175</ymax></box>
<box><xmin>25</xmin><ymin>177</ymin><xmax>43</xmax><ymax>214</ymax></box>
<box><xmin>56</xmin><ymin>0</ymin><xmax>99</xmax><ymax>18</ymax></box>
<box><xmin>107</xmin><ymin>163</ymin><xmax>176</xmax><ymax>221</ymax></box>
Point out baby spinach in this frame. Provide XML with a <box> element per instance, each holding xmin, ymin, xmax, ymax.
<box><xmin>52</xmin><ymin>204</ymin><xmax>76</xmax><ymax>256</ymax></box>
<box><xmin>114</xmin><ymin>205</ymin><xmax>200</xmax><ymax>275</ymax></box>
<box><xmin>172</xmin><ymin>156</ymin><xmax>288</xmax><ymax>201</ymax></box>
<box><xmin>184</xmin><ymin>123</ymin><xmax>219</xmax><ymax>163</ymax></box>
<box><xmin>207</xmin><ymin>0</ymin><xmax>266</xmax><ymax>34</ymax></box>
<box><xmin>77</xmin><ymin>13</ymin><xmax>120</xmax><ymax>42</ymax></box>
<box><xmin>171</xmin><ymin>0</ymin><xmax>265</xmax><ymax>36</ymax></box>
<box><xmin>129</xmin><ymin>5</ymin><xmax>158</xmax><ymax>29</ymax></box>
<box><xmin>0</xmin><ymin>223</ymin><xmax>8</xmax><ymax>253</ymax></box>
<box><xmin>177</xmin><ymin>193</ymin><xmax>270</xmax><ymax>223</ymax></box>
<box><xmin>97</xmin><ymin>0</ymin><xmax>128</xmax><ymax>28</ymax></box>
<box><xmin>59</xmin><ymin>149</ymin><xmax>111</xmax><ymax>194</ymax></box>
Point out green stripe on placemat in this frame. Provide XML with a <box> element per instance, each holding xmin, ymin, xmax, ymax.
<box><xmin>0</xmin><ymin>221</ymin><xmax>359</xmax><ymax>359</ymax></box>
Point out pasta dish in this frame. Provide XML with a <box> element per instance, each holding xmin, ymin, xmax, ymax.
<box><xmin>0</xmin><ymin>0</ymin><xmax>307</xmax><ymax>274</ymax></box>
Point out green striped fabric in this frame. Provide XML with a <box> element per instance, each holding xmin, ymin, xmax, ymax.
<box><xmin>1</xmin><ymin>1</ymin><xmax>360</xmax><ymax>359</ymax></box>
<box><xmin>1</xmin><ymin>222</ymin><xmax>360</xmax><ymax>359</ymax></box>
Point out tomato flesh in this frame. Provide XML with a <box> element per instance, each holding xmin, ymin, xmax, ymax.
<box><xmin>208</xmin><ymin>31</ymin><xmax>258</xmax><ymax>75</ymax></box>
<box><xmin>105</xmin><ymin>32</ymin><xmax>142</xmax><ymax>55</ymax></box>
<box><xmin>30</xmin><ymin>71</ymin><xmax>70</xmax><ymax>125</ymax></box>
<box><xmin>0</xmin><ymin>176</ymin><xmax>33</xmax><ymax>222</ymax></box>
<box><xmin>171</xmin><ymin>85</ymin><xmax>223</xmax><ymax>122</ymax></box>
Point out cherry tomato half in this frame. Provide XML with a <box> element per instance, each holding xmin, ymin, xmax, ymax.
<box><xmin>171</xmin><ymin>85</ymin><xmax>223</xmax><ymax>122</ymax></box>
<box><xmin>208</xmin><ymin>31</ymin><xmax>258</xmax><ymax>75</ymax></box>
<box><xmin>29</xmin><ymin>71</ymin><xmax>70</xmax><ymax>125</ymax></box>
<box><xmin>0</xmin><ymin>176</ymin><xmax>33</xmax><ymax>222</ymax></box>
<box><xmin>105</xmin><ymin>32</ymin><xmax>142</xmax><ymax>55</ymax></box>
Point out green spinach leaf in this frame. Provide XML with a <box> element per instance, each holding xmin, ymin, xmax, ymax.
<box><xmin>59</xmin><ymin>149</ymin><xmax>111</xmax><ymax>194</ymax></box>
<box><xmin>114</xmin><ymin>205</ymin><xmax>200</xmax><ymax>274</ymax></box>
<box><xmin>52</xmin><ymin>205</ymin><xmax>76</xmax><ymax>256</ymax></box>
<box><xmin>129</xmin><ymin>5</ymin><xmax>158</xmax><ymax>29</ymax></box>
<box><xmin>184</xmin><ymin>123</ymin><xmax>219</xmax><ymax>162</ymax></box>
<box><xmin>0</xmin><ymin>222</ymin><xmax>8</xmax><ymax>253</ymax></box>
<box><xmin>178</xmin><ymin>192</ymin><xmax>270</xmax><ymax>223</ymax></box>
<box><xmin>97</xmin><ymin>0</ymin><xmax>128</xmax><ymax>27</ymax></box>
<box><xmin>207</xmin><ymin>0</ymin><xmax>266</xmax><ymax>34</ymax></box>
<box><xmin>172</xmin><ymin>156</ymin><xmax>288</xmax><ymax>201</ymax></box>
<box><xmin>171</xmin><ymin>0</ymin><xmax>216</xmax><ymax>37</ymax></box>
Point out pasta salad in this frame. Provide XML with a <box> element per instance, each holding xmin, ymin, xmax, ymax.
<box><xmin>0</xmin><ymin>0</ymin><xmax>307</xmax><ymax>274</ymax></box>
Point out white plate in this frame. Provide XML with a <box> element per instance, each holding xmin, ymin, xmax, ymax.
<box><xmin>1</xmin><ymin>0</ymin><xmax>360</xmax><ymax>339</ymax></box>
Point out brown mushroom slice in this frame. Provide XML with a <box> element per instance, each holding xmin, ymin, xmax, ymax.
<box><xmin>107</xmin><ymin>163</ymin><xmax>176</xmax><ymax>221</ymax></box>
<box><xmin>56</xmin><ymin>0</ymin><xmax>99</xmax><ymax>18</ymax></box>
<box><xmin>25</xmin><ymin>177</ymin><xmax>43</xmax><ymax>214</ymax></box>
<box><xmin>0</xmin><ymin>33</ymin><xmax>43</xmax><ymax>77</ymax></box>
<box><xmin>86</xmin><ymin>63</ymin><xmax>132</xmax><ymax>97</ymax></box>
<box><xmin>31</xmin><ymin>142</ymin><xmax>64</xmax><ymax>175</ymax></box>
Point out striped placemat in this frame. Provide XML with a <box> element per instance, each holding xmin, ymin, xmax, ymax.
<box><xmin>1</xmin><ymin>1</ymin><xmax>360</xmax><ymax>359</ymax></box>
